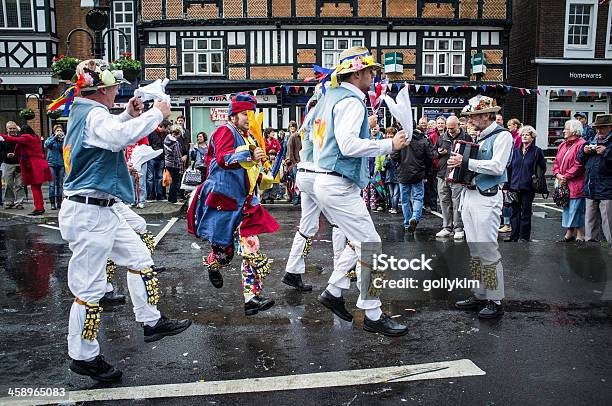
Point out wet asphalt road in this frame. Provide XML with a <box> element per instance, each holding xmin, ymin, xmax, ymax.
<box><xmin>0</xmin><ymin>201</ymin><xmax>611</xmax><ymax>405</ymax></box>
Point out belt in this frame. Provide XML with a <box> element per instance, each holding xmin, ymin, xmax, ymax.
<box><xmin>75</xmin><ymin>298</ymin><xmax>87</xmax><ymax>305</ymax></box>
<box><xmin>66</xmin><ymin>195</ymin><xmax>116</xmax><ymax>207</ymax></box>
<box><xmin>298</xmin><ymin>168</ymin><xmax>349</xmax><ymax>179</ymax></box>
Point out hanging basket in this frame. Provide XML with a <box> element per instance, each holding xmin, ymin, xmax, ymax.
<box><xmin>47</xmin><ymin>109</ymin><xmax>63</xmax><ymax>120</ymax></box>
<box><xmin>122</xmin><ymin>68</ymin><xmax>139</xmax><ymax>82</ymax></box>
<box><xmin>19</xmin><ymin>108</ymin><xmax>35</xmax><ymax>121</ymax></box>
<box><xmin>58</xmin><ymin>68</ymin><xmax>76</xmax><ymax>81</ymax></box>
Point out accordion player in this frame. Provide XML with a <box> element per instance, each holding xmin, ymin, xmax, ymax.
<box><xmin>446</xmin><ymin>140</ymin><xmax>479</xmax><ymax>185</ymax></box>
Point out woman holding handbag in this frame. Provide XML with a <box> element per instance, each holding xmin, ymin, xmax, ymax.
<box><xmin>553</xmin><ymin>119</ymin><xmax>587</xmax><ymax>242</ymax></box>
<box><xmin>164</xmin><ymin>125</ymin><xmax>184</xmax><ymax>203</ymax></box>
<box><xmin>505</xmin><ymin>126</ymin><xmax>547</xmax><ymax>242</ymax></box>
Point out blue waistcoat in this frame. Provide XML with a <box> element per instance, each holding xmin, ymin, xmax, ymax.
<box><xmin>474</xmin><ymin>126</ymin><xmax>511</xmax><ymax>190</ymax></box>
<box><xmin>62</xmin><ymin>99</ymin><xmax>133</xmax><ymax>201</ymax></box>
<box><xmin>313</xmin><ymin>87</ymin><xmax>370</xmax><ymax>188</ymax></box>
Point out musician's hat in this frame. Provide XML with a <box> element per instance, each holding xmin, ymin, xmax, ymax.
<box><xmin>461</xmin><ymin>95</ymin><xmax>501</xmax><ymax>116</ymax></box>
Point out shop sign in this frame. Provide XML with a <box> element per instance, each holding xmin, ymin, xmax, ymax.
<box><xmin>471</xmin><ymin>52</ymin><xmax>486</xmax><ymax>75</ymax></box>
<box><xmin>538</xmin><ymin>64</ymin><xmax>612</xmax><ymax>86</ymax></box>
<box><xmin>384</xmin><ymin>52</ymin><xmax>404</xmax><ymax>74</ymax></box>
<box><xmin>210</xmin><ymin>107</ymin><xmax>228</xmax><ymax>122</ymax></box>
<box><xmin>412</xmin><ymin>96</ymin><xmax>467</xmax><ymax>106</ymax></box>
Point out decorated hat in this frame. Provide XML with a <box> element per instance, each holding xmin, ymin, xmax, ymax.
<box><xmin>76</xmin><ymin>59</ymin><xmax>130</xmax><ymax>92</ymax></box>
<box><xmin>461</xmin><ymin>95</ymin><xmax>501</xmax><ymax>116</ymax></box>
<box><xmin>591</xmin><ymin>114</ymin><xmax>612</xmax><ymax>127</ymax></box>
<box><xmin>228</xmin><ymin>93</ymin><xmax>257</xmax><ymax>116</ymax></box>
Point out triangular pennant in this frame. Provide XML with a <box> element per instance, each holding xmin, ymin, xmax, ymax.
<box><xmin>294</xmin><ymin>86</ymin><xmax>300</xmax><ymax>93</ymax></box>
<box><xmin>462</xmin><ymin>83</ymin><xmax>468</xmax><ymax>89</ymax></box>
<box><xmin>443</xmin><ymin>86</ymin><xmax>449</xmax><ymax>92</ymax></box>
<box><xmin>504</xmin><ymin>85</ymin><xmax>511</xmax><ymax>93</ymax></box>
<box><xmin>490</xmin><ymin>84</ymin><xmax>497</xmax><ymax>88</ymax></box>
<box><xmin>270</xmin><ymin>87</ymin><xmax>276</xmax><ymax>94</ymax></box>
<box><xmin>423</xmin><ymin>85</ymin><xmax>430</xmax><ymax>93</ymax></box>
<box><xmin>567</xmin><ymin>90</ymin><xmax>573</xmax><ymax>96</ymax></box>
<box><xmin>453</xmin><ymin>85</ymin><xmax>459</xmax><ymax>91</ymax></box>
<box><xmin>525</xmin><ymin>89</ymin><xmax>531</xmax><ymax>95</ymax></box>
<box><xmin>482</xmin><ymin>85</ymin><xmax>487</xmax><ymax>92</ymax></box>
<box><xmin>519</xmin><ymin>88</ymin><xmax>525</xmax><ymax>95</ymax></box>
<box><xmin>471</xmin><ymin>85</ymin><xmax>478</xmax><ymax>90</ymax></box>
<box><xmin>415</xmin><ymin>84</ymin><xmax>421</xmax><ymax>92</ymax></box>
<box><xmin>253</xmin><ymin>90</ymin><xmax>258</xmax><ymax>96</ymax></box>
<box><xmin>284</xmin><ymin>85</ymin><xmax>291</xmax><ymax>93</ymax></box>
<box><xmin>396</xmin><ymin>83</ymin><xmax>402</xmax><ymax>91</ymax></box>
<box><xmin>260</xmin><ymin>88</ymin><xmax>267</xmax><ymax>95</ymax></box>
<box><xmin>434</xmin><ymin>85</ymin><xmax>440</xmax><ymax>93</ymax></box>
<box><xmin>536</xmin><ymin>90</ymin><xmax>541</xmax><ymax>96</ymax></box>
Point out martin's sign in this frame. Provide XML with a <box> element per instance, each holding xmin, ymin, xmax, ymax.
<box><xmin>538</xmin><ymin>64</ymin><xmax>612</xmax><ymax>87</ymax></box>
<box><xmin>412</xmin><ymin>96</ymin><xmax>467</xmax><ymax>106</ymax></box>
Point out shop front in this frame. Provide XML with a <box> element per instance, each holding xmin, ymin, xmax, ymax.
<box><xmin>535</xmin><ymin>62</ymin><xmax>612</xmax><ymax>151</ymax></box>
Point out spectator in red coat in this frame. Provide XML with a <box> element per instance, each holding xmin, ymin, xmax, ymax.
<box><xmin>507</xmin><ymin>118</ymin><xmax>522</xmax><ymax>149</ymax></box>
<box><xmin>0</xmin><ymin>125</ymin><xmax>52</xmax><ymax>215</ymax></box>
<box><xmin>264</xmin><ymin>127</ymin><xmax>281</xmax><ymax>158</ymax></box>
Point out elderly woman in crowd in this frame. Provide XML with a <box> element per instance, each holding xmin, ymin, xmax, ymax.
<box><xmin>44</xmin><ymin>124</ymin><xmax>66</xmax><ymax>210</ymax></box>
<box><xmin>505</xmin><ymin>126</ymin><xmax>547</xmax><ymax>242</ymax></box>
<box><xmin>553</xmin><ymin>119</ymin><xmax>587</xmax><ymax>242</ymax></box>
<box><xmin>0</xmin><ymin>125</ymin><xmax>52</xmax><ymax>215</ymax></box>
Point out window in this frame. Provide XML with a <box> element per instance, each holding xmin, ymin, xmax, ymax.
<box><xmin>113</xmin><ymin>1</ymin><xmax>134</xmax><ymax>56</ymax></box>
<box><xmin>182</xmin><ymin>38</ymin><xmax>223</xmax><ymax>75</ymax></box>
<box><xmin>322</xmin><ymin>37</ymin><xmax>364</xmax><ymax>69</ymax></box>
<box><xmin>0</xmin><ymin>0</ymin><xmax>33</xmax><ymax>29</ymax></box>
<box><xmin>607</xmin><ymin>5</ymin><xmax>612</xmax><ymax>58</ymax></box>
<box><xmin>567</xmin><ymin>3</ymin><xmax>592</xmax><ymax>46</ymax></box>
<box><xmin>564</xmin><ymin>0</ymin><xmax>598</xmax><ymax>57</ymax></box>
<box><xmin>422</xmin><ymin>38</ymin><xmax>464</xmax><ymax>77</ymax></box>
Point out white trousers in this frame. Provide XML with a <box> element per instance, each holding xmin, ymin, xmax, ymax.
<box><xmin>313</xmin><ymin>174</ymin><xmax>382</xmax><ymax>310</ymax></box>
<box><xmin>105</xmin><ymin>202</ymin><xmax>148</xmax><ymax>292</ymax></box>
<box><xmin>285</xmin><ymin>171</ymin><xmax>353</xmax><ymax>274</ymax></box>
<box><xmin>460</xmin><ymin>188</ymin><xmax>505</xmax><ymax>301</ymax></box>
<box><xmin>59</xmin><ymin>199</ymin><xmax>160</xmax><ymax>360</ymax></box>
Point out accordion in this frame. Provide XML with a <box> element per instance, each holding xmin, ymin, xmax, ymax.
<box><xmin>446</xmin><ymin>140</ymin><xmax>479</xmax><ymax>185</ymax></box>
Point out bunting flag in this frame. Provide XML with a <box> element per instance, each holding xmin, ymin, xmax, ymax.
<box><xmin>396</xmin><ymin>83</ymin><xmax>402</xmax><ymax>91</ymax></box>
<box><xmin>443</xmin><ymin>86</ymin><xmax>449</xmax><ymax>92</ymax></box>
<box><xmin>253</xmin><ymin>89</ymin><xmax>258</xmax><ymax>96</ymax></box>
<box><xmin>284</xmin><ymin>85</ymin><xmax>291</xmax><ymax>94</ymax></box>
<box><xmin>294</xmin><ymin>86</ymin><xmax>300</xmax><ymax>93</ymax></box>
<box><xmin>270</xmin><ymin>87</ymin><xmax>276</xmax><ymax>94</ymax></box>
<box><xmin>482</xmin><ymin>85</ymin><xmax>487</xmax><ymax>92</ymax></box>
<box><xmin>519</xmin><ymin>88</ymin><xmax>525</xmax><ymax>95</ymax></box>
<box><xmin>415</xmin><ymin>84</ymin><xmax>421</xmax><ymax>92</ymax></box>
<box><xmin>423</xmin><ymin>85</ymin><xmax>430</xmax><ymax>93</ymax></box>
<box><xmin>433</xmin><ymin>85</ymin><xmax>440</xmax><ymax>93</ymax></box>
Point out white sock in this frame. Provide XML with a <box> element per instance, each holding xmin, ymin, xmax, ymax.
<box><xmin>326</xmin><ymin>284</ymin><xmax>342</xmax><ymax>297</ymax></box>
<box><xmin>365</xmin><ymin>308</ymin><xmax>383</xmax><ymax>321</ymax></box>
<box><xmin>493</xmin><ymin>300</ymin><xmax>501</xmax><ymax>305</ymax></box>
<box><xmin>144</xmin><ymin>318</ymin><xmax>159</xmax><ymax>327</ymax></box>
<box><xmin>85</xmin><ymin>356</ymin><xmax>96</xmax><ymax>362</ymax></box>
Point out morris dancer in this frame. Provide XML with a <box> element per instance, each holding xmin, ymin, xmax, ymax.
<box><xmin>194</xmin><ymin>94</ymin><xmax>279</xmax><ymax>316</ymax></box>
<box><xmin>448</xmin><ymin>95</ymin><xmax>513</xmax><ymax>319</ymax></box>
<box><xmin>282</xmin><ymin>91</ymin><xmax>357</xmax><ymax>292</ymax></box>
<box><xmin>60</xmin><ymin>59</ymin><xmax>191</xmax><ymax>382</ymax></box>
<box><xmin>311</xmin><ymin>46</ymin><xmax>409</xmax><ymax>337</ymax></box>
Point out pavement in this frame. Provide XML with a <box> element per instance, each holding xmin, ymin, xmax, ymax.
<box><xmin>0</xmin><ymin>194</ymin><xmax>610</xmax><ymax>405</ymax></box>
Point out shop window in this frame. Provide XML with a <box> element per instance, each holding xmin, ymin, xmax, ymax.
<box><xmin>113</xmin><ymin>1</ymin><xmax>134</xmax><ymax>56</ymax></box>
<box><xmin>322</xmin><ymin>37</ymin><xmax>364</xmax><ymax>69</ymax></box>
<box><xmin>548</xmin><ymin>110</ymin><xmax>571</xmax><ymax>146</ymax></box>
<box><xmin>182</xmin><ymin>38</ymin><xmax>224</xmax><ymax>76</ymax></box>
<box><xmin>1</xmin><ymin>0</ymin><xmax>33</xmax><ymax>29</ymax></box>
<box><xmin>422</xmin><ymin>38</ymin><xmax>464</xmax><ymax>77</ymax></box>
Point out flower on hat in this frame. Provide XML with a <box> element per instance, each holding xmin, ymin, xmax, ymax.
<box><xmin>352</xmin><ymin>56</ymin><xmax>364</xmax><ymax>71</ymax></box>
<box><xmin>100</xmin><ymin>69</ymin><xmax>116</xmax><ymax>86</ymax></box>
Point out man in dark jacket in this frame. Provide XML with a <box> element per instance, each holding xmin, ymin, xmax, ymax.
<box><xmin>577</xmin><ymin>113</ymin><xmax>612</xmax><ymax>243</ymax></box>
<box><xmin>574</xmin><ymin>112</ymin><xmax>596</xmax><ymax>143</ymax></box>
<box><xmin>435</xmin><ymin>116</ymin><xmax>471</xmax><ymax>240</ymax></box>
<box><xmin>147</xmin><ymin>119</ymin><xmax>170</xmax><ymax>200</ymax></box>
<box><xmin>392</xmin><ymin>124</ymin><xmax>433</xmax><ymax>232</ymax></box>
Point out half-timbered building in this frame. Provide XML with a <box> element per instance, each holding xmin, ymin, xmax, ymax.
<box><xmin>140</xmin><ymin>0</ymin><xmax>512</xmax><ymax>139</ymax></box>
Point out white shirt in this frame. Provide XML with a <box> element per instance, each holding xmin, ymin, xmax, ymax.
<box><xmin>64</xmin><ymin>98</ymin><xmax>163</xmax><ymax>199</ymax></box>
<box><xmin>333</xmin><ymin>82</ymin><xmax>393</xmax><ymax>158</ymax></box>
<box><xmin>467</xmin><ymin>122</ymin><xmax>513</xmax><ymax>176</ymax></box>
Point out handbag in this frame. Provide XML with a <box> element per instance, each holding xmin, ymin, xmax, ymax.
<box><xmin>503</xmin><ymin>190</ymin><xmax>518</xmax><ymax>207</ymax></box>
<box><xmin>162</xmin><ymin>168</ymin><xmax>172</xmax><ymax>187</ymax></box>
<box><xmin>531</xmin><ymin>149</ymin><xmax>549</xmax><ymax>197</ymax></box>
<box><xmin>552</xmin><ymin>179</ymin><xmax>570</xmax><ymax>208</ymax></box>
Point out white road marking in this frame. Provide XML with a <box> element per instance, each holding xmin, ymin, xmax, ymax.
<box><xmin>428</xmin><ymin>209</ymin><xmax>444</xmax><ymax>219</ymax></box>
<box><xmin>146</xmin><ymin>223</ymin><xmax>162</xmax><ymax>227</ymax></box>
<box><xmin>153</xmin><ymin>217</ymin><xmax>178</xmax><ymax>247</ymax></box>
<box><xmin>533</xmin><ymin>203</ymin><xmax>564</xmax><ymax>213</ymax></box>
<box><xmin>4</xmin><ymin>359</ymin><xmax>484</xmax><ymax>405</ymax></box>
<box><xmin>38</xmin><ymin>224</ymin><xmax>60</xmax><ymax>231</ymax></box>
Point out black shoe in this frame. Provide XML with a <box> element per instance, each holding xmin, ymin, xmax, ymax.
<box><xmin>99</xmin><ymin>290</ymin><xmax>127</xmax><ymax>305</ymax></box>
<box><xmin>363</xmin><ymin>313</ymin><xmax>409</xmax><ymax>337</ymax></box>
<box><xmin>144</xmin><ymin>315</ymin><xmax>192</xmax><ymax>343</ymax></box>
<box><xmin>455</xmin><ymin>296</ymin><xmax>487</xmax><ymax>310</ymax></box>
<box><xmin>50</xmin><ymin>202</ymin><xmax>57</xmax><ymax>210</ymax></box>
<box><xmin>317</xmin><ymin>290</ymin><xmax>353</xmax><ymax>322</ymax></box>
<box><xmin>245</xmin><ymin>295</ymin><xmax>275</xmax><ymax>316</ymax></box>
<box><xmin>69</xmin><ymin>355</ymin><xmax>123</xmax><ymax>383</ymax></box>
<box><xmin>478</xmin><ymin>301</ymin><xmax>504</xmax><ymax>319</ymax></box>
<box><xmin>407</xmin><ymin>218</ymin><xmax>418</xmax><ymax>233</ymax></box>
<box><xmin>151</xmin><ymin>265</ymin><xmax>165</xmax><ymax>274</ymax></box>
<box><xmin>504</xmin><ymin>237</ymin><xmax>518</xmax><ymax>242</ymax></box>
<box><xmin>28</xmin><ymin>209</ymin><xmax>45</xmax><ymax>216</ymax></box>
<box><xmin>208</xmin><ymin>269</ymin><xmax>223</xmax><ymax>288</ymax></box>
<box><xmin>281</xmin><ymin>273</ymin><xmax>313</xmax><ymax>292</ymax></box>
